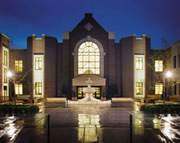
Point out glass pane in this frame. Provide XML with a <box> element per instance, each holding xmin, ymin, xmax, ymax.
<box><xmin>78</xmin><ymin>41</ymin><xmax>100</xmax><ymax>75</ymax></box>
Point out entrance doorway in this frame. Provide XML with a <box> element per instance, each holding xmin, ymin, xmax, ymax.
<box><xmin>77</xmin><ymin>87</ymin><xmax>101</xmax><ymax>99</ymax></box>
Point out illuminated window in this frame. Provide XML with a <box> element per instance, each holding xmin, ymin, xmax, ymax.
<box><xmin>15</xmin><ymin>83</ymin><xmax>23</xmax><ymax>95</ymax></box>
<box><xmin>93</xmin><ymin>87</ymin><xmax>100</xmax><ymax>97</ymax></box>
<box><xmin>15</xmin><ymin>60</ymin><xmax>23</xmax><ymax>72</ymax></box>
<box><xmin>136</xmin><ymin>57</ymin><xmax>143</xmax><ymax>70</ymax></box>
<box><xmin>3</xmin><ymin>68</ymin><xmax>7</xmax><ymax>83</ymax></box>
<box><xmin>136</xmin><ymin>82</ymin><xmax>143</xmax><ymax>95</ymax></box>
<box><xmin>155</xmin><ymin>60</ymin><xmax>163</xmax><ymax>72</ymax></box>
<box><xmin>35</xmin><ymin>57</ymin><xmax>42</xmax><ymax>70</ymax></box>
<box><xmin>3</xmin><ymin>50</ymin><xmax>8</xmax><ymax>66</ymax></box>
<box><xmin>35</xmin><ymin>82</ymin><xmax>42</xmax><ymax>95</ymax></box>
<box><xmin>78</xmin><ymin>41</ymin><xmax>100</xmax><ymax>75</ymax></box>
<box><xmin>78</xmin><ymin>87</ymin><xmax>100</xmax><ymax>98</ymax></box>
<box><xmin>155</xmin><ymin>83</ymin><xmax>163</xmax><ymax>95</ymax></box>
<box><xmin>78</xmin><ymin>87</ymin><xmax>85</xmax><ymax>97</ymax></box>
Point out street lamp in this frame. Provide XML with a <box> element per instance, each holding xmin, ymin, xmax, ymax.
<box><xmin>165</xmin><ymin>71</ymin><xmax>172</xmax><ymax>78</ymax></box>
<box><xmin>7</xmin><ymin>71</ymin><xmax>13</xmax><ymax>78</ymax></box>
<box><xmin>7</xmin><ymin>71</ymin><xmax>15</xmax><ymax>103</ymax></box>
<box><xmin>163</xmin><ymin>71</ymin><xmax>172</xmax><ymax>103</ymax></box>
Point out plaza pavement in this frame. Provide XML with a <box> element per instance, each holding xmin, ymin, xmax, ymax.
<box><xmin>11</xmin><ymin>99</ymin><xmax>176</xmax><ymax>143</ymax></box>
<box><xmin>0</xmin><ymin>98</ymin><xmax>180</xmax><ymax>143</ymax></box>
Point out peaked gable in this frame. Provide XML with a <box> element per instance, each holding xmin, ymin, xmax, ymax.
<box><xmin>71</xmin><ymin>13</ymin><xmax>107</xmax><ymax>34</ymax></box>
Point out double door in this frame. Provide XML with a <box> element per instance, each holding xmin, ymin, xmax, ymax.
<box><xmin>77</xmin><ymin>87</ymin><xmax>101</xmax><ymax>99</ymax></box>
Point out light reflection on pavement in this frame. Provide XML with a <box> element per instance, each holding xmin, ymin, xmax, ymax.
<box><xmin>78</xmin><ymin>114</ymin><xmax>101</xmax><ymax>142</ymax></box>
<box><xmin>0</xmin><ymin>116</ymin><xmax>23</xmax><ymax>143</ymax></box>
<box><xmin>0</xmin><ymin>101</ymin><xmax>180</xmax><ymax>143</ymax></box>
<box><xmin>160</xmin><ymin>114</ymin><xmax>180</xmax><ymax>142</ymax></box>
<box><xmin>133</xmin><ymin>102</ymin><xmax>180</xmax><ymax>142</ymax></box>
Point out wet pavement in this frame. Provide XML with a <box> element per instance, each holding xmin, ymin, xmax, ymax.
<box><xmin>0</xmin><ymin>101</ymin><xmax>180</xmax><ymax>143</ymax></box>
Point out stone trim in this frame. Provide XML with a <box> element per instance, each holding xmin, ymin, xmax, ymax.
<box><xmin>108</xmin><ymin>32</ymin><xmax>115</xmax><ymax>40</ymax></box>
<box><xmin>73</xmin><ymin>36</ymin><xmax>105</xmax><ymax>77</ymax></box>
<box><xmin>63</xmin><ymin>32</ymin><xmax>69</xmax><ymax>40</ymax></box>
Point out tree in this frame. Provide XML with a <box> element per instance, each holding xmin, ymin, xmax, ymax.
<box><xmin>8</xmin><ymin>48</ymin><xmax>32</xmax><ymax>104</ymax></box>
<box><xmin>8</xmin><ymin>69</ymin><xmax>32</xmax><ymax>104</ymax></box>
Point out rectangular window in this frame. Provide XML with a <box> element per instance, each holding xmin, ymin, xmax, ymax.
<box><xmin>155</xmin><ymin>83</ymin><xmax>163</xmax><ymax>95</ymax></box>
<box><xmin>155</xmin><ymin>60</ymin><xmax>163</xmax><ymax>72</ymax></box>
<box><xmin>3</xmin><ymin>68</ymin><xmax>7</xmax><ymax>83</ymax></box>
<box><xmin>15</xmin><ymin>60</ymin><xmax>23</xmax><ymax>72</ymax></box>
<box><xmin>136</xmin><ymin>57</ymin><xmax>143</xmax><ymax>70</ymax></box>
<box><xmin>78</xmin><ymin>87</ymin><xmax>85</xmax><ymax>97</ymax></box>
<box><xmin>174</xmin><ymin>82</ymin><xmax>177</xmax><ymax>95</ymax></box>
<box><xmin>179</xmin><ymin>55</ymin><xmax>180</xmax><ymax>67</ymax></box>
<box><xmin>3</xmin><ymin>50</ymin><xmax>8</xmax><ymax>66</ymax></box>
<box><xmin>15</xmin><ymin>83</ymin><xmax>23</xmax><ymax>95</ymax></box>
<box><xmin>35</xmin><ymin>57</ymin><xmax>42</xmax><ymax>70</ymax></box>
<box><xmin>173</xmin><ymin>56</ymin><xmax>176</xmax><ymax>68</ymax></box>
<box><xmin>93</xmin><ymin>87</ymin><xmax>100</xmax><ymax>98</ymax></box>
<box><xmin>3</xmin><ymin>86</ymin><xmax>7</xmax><ymax>96</ymax></box>
<box><xmin>35</xmin><ymin>82</ymin><xmax>42</xmax><ymax>95</ymax></box>
<box><xmin>136</xmin><ymin>82</ymin><xmax>143</xmax><ymax>95</ymax></box>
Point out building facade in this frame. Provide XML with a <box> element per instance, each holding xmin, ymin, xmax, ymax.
<box><xmin>0</xmin><ymin>13</ymin><xmax>180</xmax><ymax>101</ymax></box>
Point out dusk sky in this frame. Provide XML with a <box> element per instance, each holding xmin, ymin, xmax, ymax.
<box><xmin>0</xmin><ymin>0</ymin><xmax>180</xmax><ymax>49</ymax></box>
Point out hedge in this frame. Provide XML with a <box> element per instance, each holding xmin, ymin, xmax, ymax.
<box><xmin>0</xmin><ymin>104</ymin><xmax>39</xmax><ymax>114</ymax></box>
<box><xmin>140</xmin><ymin>104</ymin><xmax>180</xmax><ymax>114</ymax></box>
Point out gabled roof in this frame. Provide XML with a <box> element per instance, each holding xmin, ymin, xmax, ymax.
<box><xmin>71</xmin><ymin>13</ymin><xmax>107</xmax><ymax>33</ymax></box>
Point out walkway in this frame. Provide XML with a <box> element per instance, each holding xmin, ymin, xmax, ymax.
<box><xmin>0</xmin><ymin>101</ymin><xmax>180</xmax><ymax>143</ymax></box>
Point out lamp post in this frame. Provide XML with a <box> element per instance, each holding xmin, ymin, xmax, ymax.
<box><xmin>163</xmin><ymin>71</ymin><xmax>172</xmax><ymax>103</ymax></box>
<box><xmin>7</xmin><ymin>71</ymin><xmax>15</xmax><ymax>104</ymax></box>
<box><xmin>7</xmin><ymin>71</ymin><xmax>13</xmax><ymax>78</ymax></box>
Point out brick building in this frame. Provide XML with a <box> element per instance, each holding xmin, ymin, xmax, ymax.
<box><xmin>0</xmin><ymin>13</ymin><xmax>180</xmax><ymax>101</ymax></box>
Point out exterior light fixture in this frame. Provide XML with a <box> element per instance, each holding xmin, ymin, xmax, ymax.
<box><xmin>7</xmin><ymin>71</ymin><xmax>13</xmax><ymax>77</ymax></box>
<box><xmin>163</xmin><ymin>71</ymin><xmax>173</xmax><ymax>103</ymax></box>
<box><xmin>165</xmin><ymin>71</ymin><xmax>172</xmax><ymax>78</ymax></box>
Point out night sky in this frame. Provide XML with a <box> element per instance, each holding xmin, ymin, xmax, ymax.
<box><xmin>0</xmin><ymin>0</ymin><xmax>180</xmax><ymax>49</ymax></box>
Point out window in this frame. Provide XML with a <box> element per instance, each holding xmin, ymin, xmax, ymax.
<box><xmin>93</xmin><ymin>87</ymin><xmax>100</xmax><ymax>98</ymax></box>
<box><xmin>3</xmin><ymin>50</ymin><xmax>8</xmax><ymax>66</ymax></box>
<box><xmin>174</xmin><ymin>82</ymin><xmax>177</xmax><ymax>95</ymax></box>
<box><xmin>179</xmin><ymin>55</ymin><xmax>180</xmax><ymax>67</ymax></box>
<box><xmin>78</xmin><ymin>87</ymin><xmax>100</xmax><ymax>98</ymax></box>
<box><xmin>173</xmin><ymin>56</ymin><xmax>176</xmax><ymax>68</ymax></box>
<box><xmin>15</xmin><ymin>83</ymin><xmax>23</xmax><ymax>95</ymax></box>
<box><xmin>136</xmin><ymin>57</ymin><xmax>143</xmax><ymax>70</ymax></box>
<box><xmin>78</xmin><ymin>87</ymin><xmax>85</xmax><ymax>97</ymax></box>
<box><xmin>15</xmin><ymin>60</ymin><xmax>23</xmax><ymax>72</ymax></box>
<box><xmin>3</xmin><ymin>86</ymin><xmax>7</xmax><ymax>96</ymax></box>
<box><xmin>136</xmin><ymin>82</ymin><xmax>143</xmax><ymax>95</ymax></box>
<box><xmin>155</xmin><ymin>83</ymin><xmax>163</xmax><ymax>95</ymax></box>
<box><xmin>35</xmin><ymin>82</ymin><xmax>42</xmax><ymax>95</ymax></box>
<box><xmin>35</xmin><ymin>57</ymin><xmax>42</xmax><ymax>70</ymax></box>
<box><xmin>3</xmin><ymin>68</ymin><xmax>7</xmax><ymax>83</ymax></box>
<box><xmin>78</xmin><ymin>41</ymin><xmax>100</xmax><ymax>75</ymax></box>
<box><xmin>155</xmin><ymin>60</ymin><xmax>163</xmax><ymax>72</ymax></box>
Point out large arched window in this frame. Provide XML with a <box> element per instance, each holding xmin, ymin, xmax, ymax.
<box><xmin>78</xmin><ymin>41</ymin><xmax>100</xmax><ymax>75</ymax></box>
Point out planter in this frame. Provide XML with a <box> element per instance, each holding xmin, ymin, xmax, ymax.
<box><xmin>101</xmin><ymin>97</ymin><xmax>106</xmax><ymax>101</ymax></box>
<box><xmin>72</xmin><ymin>97</ymin><xmax>77</xmax><ymax>101</ymax></box>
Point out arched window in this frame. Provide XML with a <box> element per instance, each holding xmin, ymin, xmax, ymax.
<box><xmin>78</xmin><ymin>41</ymin><xmax>100</xmax><ymax>75</ymax></box>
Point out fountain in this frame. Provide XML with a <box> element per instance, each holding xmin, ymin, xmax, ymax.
<box><xmin>68</xmin><ymin>78</ymin><xmax>111</xmax><ymax>105</ymax></box>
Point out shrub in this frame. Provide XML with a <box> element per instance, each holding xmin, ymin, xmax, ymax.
<box><xmin>0</xmin><ymin>104</ymin><xmax>39</xmax><ymax>115</ymax></box>
<box><xmin>140</xmin><ymin>104</ymin><xmax>180</xmax><ymax>114</ymax></box>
